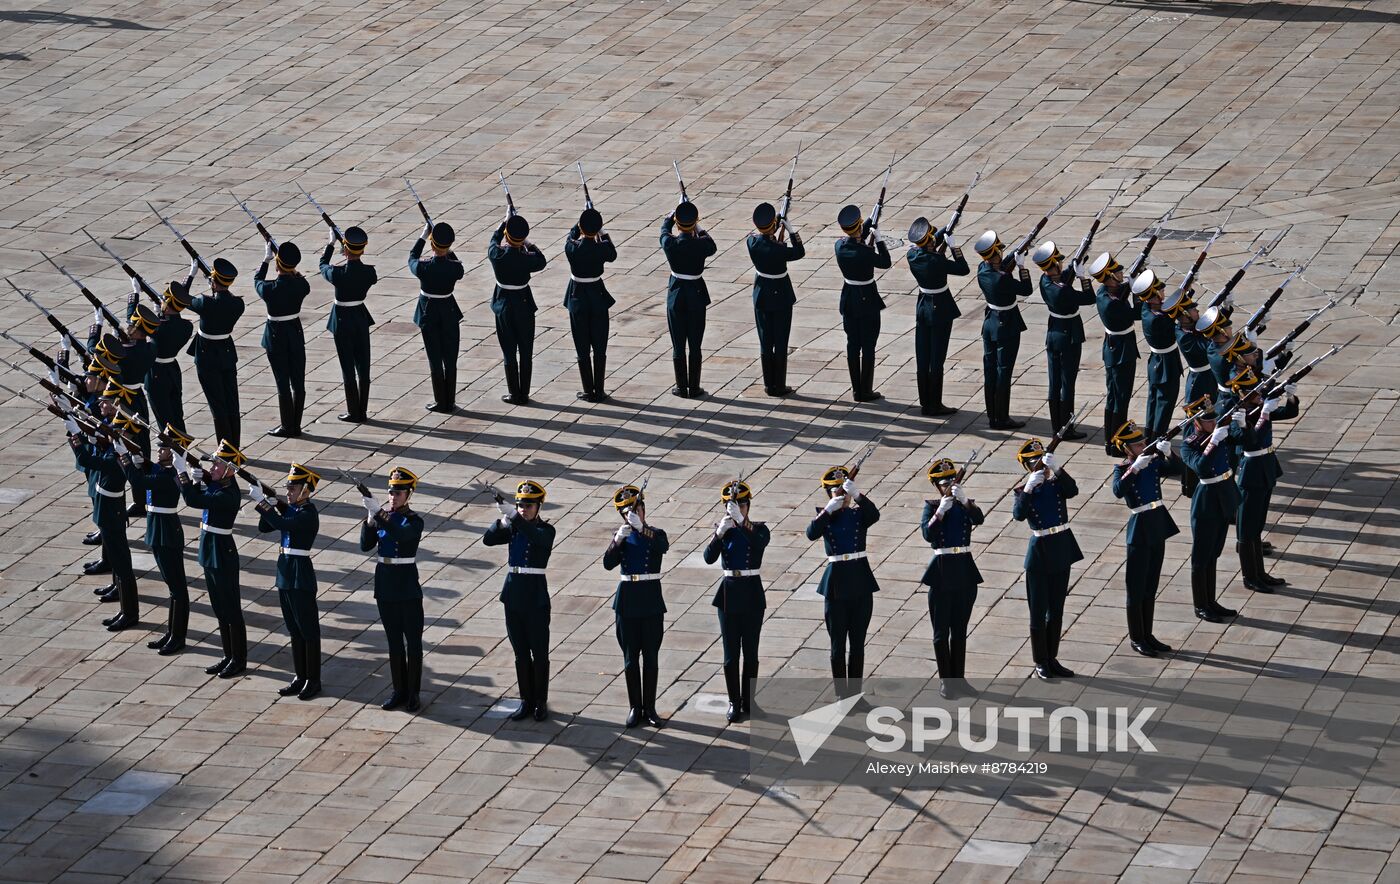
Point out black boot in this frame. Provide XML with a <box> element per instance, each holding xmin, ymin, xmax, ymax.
<box><xmin>1144</xmin><ymin>594</ymin><xmax>1171</xmax><ymax>653</ymax></box>
<box><xmin>623</xmin><ymin>665</ymin><xmax>642</xmax><ymax>728</ymax></box>
<box><xmin>687</xmin><ymin>353</ymin><xmax>704</xmax><ymax>399</ymax></box>
<box><xmin>299</xmin><ymin>639</ymin><xmax>321</xmax><ymax>700</ymax></box>
<box><xmin>509</xmin><ymin>660</ymin><xmax>534</xmax><ymax>721</ymax></box>
<box><xmin>996</xmin><ymin>386</ymin><xmax>1025</xmax><ymax>429</ymax></box>
<box><xmin>577</xmin><ymin>357</ymin><xmax>595</xmax><ymax>401</ymax></box>
<box><xmin>1029</xmin><ymin>628</ymin><xmax>1053</xmax><ymax>680</ymax></box>
<box><xmin>83</xmin><ymin>559</ymin><xmax>112</xmax><ymax>575</ymax></box>
<box><xmin>519</xmin><ymin>360</ymin><xmax>532</xmax><ymax>404</ymax></box>
<box><xmin>723</xmin><ymin>662</ymin><xmax>742</xmax><ymax>723</ymax></box>
<box><xmin>83</xmin><ymin>529</ymin><xmax>102</xmax><ymax>546</ymax></box>
<box><xmin>740</xmin><ymin>661</ymin><xmax>757</xmax><ymax>715</ymax></box>
<box><xmin>1192</xmin><ymin>567</ymin><xmax>1222</xmax><ymax>622</ymax></box>
<box><xmin>846</xmin><ymin>657</ymin><xmax>863</xmax><ymax>699</ymax></box>
<box><xmin>773</xmin><ymin>354</ymin><xmax>793</xmax><ymax>396</ymax></box>
<box><xmin>1104</xmin><ymin>409</ymin><xmax>1120</xmax><ymax>456</ymax></box>
<box><xmin>206</xmin><ymin>624</ymin><xmax>232</xmax><ymax>675</ymax></box>
<box><xmin>292</xmin><ymin>388</ymin><xmax>305</xmax><ymax>436</ymax></box>
<box><xmin>160</xmin><ymin>595</ymin><xmax>188</xmax><ymax>655</ymax></box>
<box><xmin>340</xmin><ymin>376</ymin><xmax>361</xmax><ymax>422</ymax></box>
<box><xmin>760</xmin><ymin>352</ymin><xmax>775</xmax><ymax>396</ymax></box>
<box><xmin>1127</xmin><ymin>602</ymin><xmax>1156</xmax><ymax>657</ymax></box>
<box><xmin>917</xmin><ymin>373</ymin><xmax>933</xmax><ymax>416</ymax></box>
<box><xmin>933</xmin><ymin>638</ymin><xmax>954</xmax><ymax>698</ymax></box>
<box><xmin>1206</xmin><ymin>567</ymin><xmax>1237</xmax><ymax>619</ymax></box>
<box><xmin>532</xmin><ymin>659</ymin><xmax>549</xmax><ymax>721</ymax></box>
<box><xmin>405</xmin><ymin>655</ymin><xmax>422</xmax><ymax>712</ymax></box>
<box><xmin>1256</xmin><ymin>543</ymin><xmax>1285</xmax><ymax>587</ymax></box>
<box><xmin>593</xmin><ymin>353</ymin><xmax>608</xmax><ymax>401</ymax></box>
<box><xmin>671</xmin><ymin>358</ymin><xmax>688</xmax><ymax>398</ymax></box>
<box><xmin>279</xmin><ymin>637</ymin><xmax>307</xmax><ymax>696</ymax></box>
<box><xmin>148</xmin><ymin>598</ymin><xmax>173</xmax><ymax>650</ymax></box>
<box><xmin>858</xmin><ymin>357</ymin><xmax>880</xmax><ymax>402</ymax></box>
<box><xmin>270</xmin><ymin>391</ymin><xmax>297</xmax><ymax>437</ymax></box>
<box><xmin>831</xmin><ymin>658</ymin><xmax>848</xmax><ymax>699</ymax></box>
<box><xmin>426</xmin><ymin>372</ymin><xmax>445</xmax><ymax>411</ymax></box>
<box><xmin>1240</xmin><ymin>539</ymin><xmax>1272</xmax><ymax>593</ymax></box>
<box><xmin>382</xmin><ymin>655</ymin><xmax>406</xmax><ymax>710</ymax></box>
<box><xmin>926</xmin><ymin>370</ymin><xmax>955</xmax><ymax>415</ymax></box>
<box><xmin>642</xmin><ymin>666</ymin><xmax>664</xmax><ymax>727</ymax></box>
<box><xmin>1046</xmin><ymin>617</ymin><xmax>1074</xmax><ymax>677</ymax></box>
<box><xmin>848</xmin><ymin>356</ymin><xmax>863</xmax><ymax>403</ymax></box>
<box><xmin>358</xmin><ymin>377</ymin><xmax>372</xmax><ymax>421</ymax></box>
<box><xmin>501</xmin><ymin>364</ymin><xmax>522</xmax><ymax>405</ymax></box>
<box><xmin>949</xmin><ymin>636</ymin><xmax>973</xmax><ymax>696</ymax></box>
<box><xmin>99</xmin><ymin>583</ymin><xmax>119</xmax><ymax>603</ymax></box>
<box><xmin>219</xmin><ymin>619</ymin><xmax>247</xmax><ymax>678</ymax></box>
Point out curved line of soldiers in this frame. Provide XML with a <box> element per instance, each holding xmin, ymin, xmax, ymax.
<box><xmin>14</xmin><ymin>169</ymin><xmax>1342</xmax><ymax>722</ymax></box>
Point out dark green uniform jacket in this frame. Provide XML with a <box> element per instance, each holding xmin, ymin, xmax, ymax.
<box><xmin>359</xmin><ymin>508</ymin><xmax>424</xmax><ymax>600</ymax></box>
<box><xmin>604</xmin><ymin>527</ymin><xmax>669</xmax><ymax>617</ymax></box>
<box><xmin>1111</xmin><ymin>458</ymin><xmax>1181</xmax><ymax>547</ymax></box>
<box><xmin>1095</xmin><ymin>283</ymin><xmax>1139</xmax><ymax>363</ymax></box>
<box><xmin>410</xmin><ymin>239</ymin><xmax>466</xmax><ymax>324</ymax></box>
<box><xmin>181</xmin><ymin>476</ymin><xmax>240</xmax><ymax>570</ymax></box>
<box><xmin>75</xmin><ymin>442</ymin><xmax>126</xmax><ymax>526</ymax></box>
<box><xmin>834</xmin><ymin>238</ymin><xmax>890</xmax><ymax>317</ymax></box>
<box><xmin>563</xmin><ymin>228</ymin><xmax>616</xmax><ymax>310</ymax></box>
<box><xmin>1011</xmin><ymin>471</ymin><xmax>1084</xmax><ymax>571</ymax></box>
<box><xmin>978</xmin><ymin>261</ymin><xmax>1030</xmax><ymax>336</ymax></box>
<box><xmin>806</xmin><ymin>497</ymin><xmax>881</xmax><ymax>599</ymax></box>
<box><xmin>483</xmin><ymin>515</ymin><xmax>556</xmax><ymax>612</ymax></box>
<box><xmin>319</xmin><ymin>247</ymin><xmax>377</xmax><ymax>333</ymax></box>
<box><xmin>253</xmin><ymin>267</ymin><xmax>310</xmax><ymax>349</ymax></box>
<box><xmin>660</xmin><ymin>218</ymin><xmax>716</xmax><ymax>308</ymax></box>
<box><xmin>920</xmin><ymin>499</ymin><xmax>984</xmax><ymax>586</ymax></box>
<box><xmin>747</xmin><ymin>235</ymin><xmax>804</xmax><ymax>310</ymax></box>
<box><xmin>907</xmin><ymin>246</ymin><xmax>970</xmax><ymax>320</ymax></box>
<box><xmin>487</xmin><ymin>228</ymin><xmax>546</xmax><ymax>316</ymax></box>
<box><xmin>124</xmin><ymin>459</ymin><xmax>184</xmax><ymax>549</ymax></box>
<box><xmin>258</xmin><ymin>502</ymin><xmax>319</xmax><ymax>592</ymax></box>
<box><xmin>1040</xmin><ymin>271</ymin><xmax>1095</xmax><ymax>348</ymax></box>
<box><xmin>185</xmin><ymin>291</ymin><xmax>245</xmax><ymax>363</ymax></box>
<box><xmin>703</xmin><ymin>522</ymin><xmax>770</xmax><ymax>613</ymax></box>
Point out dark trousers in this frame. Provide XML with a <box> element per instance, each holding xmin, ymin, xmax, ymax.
<box><xmin>717</xmin><ymin>609</ymin><xmax>762</xmax><ymax>668</ymax></box>
<box><xmin>422</xmin><ymin>317</ymin><xmax>462</xmax><ymax>407</ymax></box>
<box><xmin>1237</xmin><ymin>483</ymin><xmax>1273</xmax><ymax>541</ymax></box>
<box><xmin>504</xmin><ymin>605</ymin><xmax>550</xmax><ymax>664</ymax></box>
<box><xmin>1146</xmin><ymin>357</ymin><xmax>1181</xmax><ymax>439</ymax></box>
<box><xmin>667</xmin><ymin>296</ymin><xmax>706</xmax><ymax>391</ymax></box>
<box><xmin>1026</xmin><ymin>568</ymin><xmax>1069</xmax><ymax>629</ymax></box>
<box><xmin>153</xmin><ymin>545</ymin><xmax>188</xmax><ymax>642</ymax></box>
<box><xmin>148</xmin><ymin>364</ymin><xmax>185</xmax><ymax>434</ymax></box>
<box><xmin>568</xmin><ymin>303</ymin><xmax>609</xmax><ymax>395</ymax></box>
<box><xmin>1125</xmin><ymin>541</ymin><xmax>1166</xmax><ymax>606</ymax></box>
<box><xmin>205</xmin><ymin>564</ymin><xmax>245</xmax><ymax>663</ymax></box>
<box><xmin>1184</xmin><ymin>367</ymin><xmax>1215</xmax><ymax>406</ymax></box>
<box><xmin>615</xmin><ymin>613</ymin><xmax>663</xmax><ymax>670</ymax></box>
<box><xmin>928</xmin><ymin>582</ymin><xmax>976</xmax><ymax>643</ymax></box>
<box><xmin>1191</xmin><ymin>513</ymin><xmax>1231</xmax><ymax>568</ymax></box>
<box><xmin>755</xmin><ymin>306</ymin><xmax>792</xmax><ymax>391</ymax></box>
<box><xmin>495</xmin><ymin>309</ymin><xmax>534</xmax><ymax>399</ymax></box>
<box><xmin>333</xmin><ymin>327</ymin><xmax>371</xmax><ymax>417</ymax></box>
<box><xmin>1047</xmin><ymin>342</ymin><xmax>1082</xmax><ymax>403</ymax></box>
<box><xmin>279</xmin><ymin>589</ymin><xmax>320</xmax><ymax>684</ymax></box>
<box><xmin>1104</xmin><ymin>359</ymin><xmax>1135</xmax><ymax>416</ymax></box>
<box><xmin>196</xmin><ymin>353</ymin><xmax>240</xmax><ymax>448</ymax></box>
<box><xmin>842</xmin><ymin>311</ymin><xmax>880</xmax><ymax>396</ymax></box>
<box><xmin>266</xmin><ymin>331</ymin><xmax>306</xmax><ymax>433</ymax></box>
<box><xmin>982</xmin><ymin>327</ymin><xmax>1020</xmax><ymax>397</ymax></box>
<box><xmin>914</xmin><ymin>311</ymin><xmax>953</xmax><ymax>408</ymax></box>
<box><xmin>824</xmin><ymin>592</ymin><xmax>873</xmax><ymax>672</ymax></box>
<box><xmin>377</xmin><ymin>596</ymin><xmax>424</xmax><ymax>696</ymax></box>
<box><xmin>100</xmin><ymin>515</ymin><xmax>137</xmax><ymax>620</ymax></box>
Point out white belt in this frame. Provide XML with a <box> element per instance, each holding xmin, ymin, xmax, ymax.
<box><xmin>985</xmin><ymin>302</ymin><xmax>1016</xmax><ymax>312</ymax></box>
<box><xmin>722</xmin><ymin>568</ymin><xmax>761</xmax><ymax>577</ymax></box>
<box><xmin>377</xmin><ymin>556</ymin><xmax>416</xmax><ymax>564</ymax></box>
<box><xmin>1244</xmin><ymin>447</ymin><xmax>1274</xmax><ymax>458</ymax></box>
<box><xmin>96</xmin><ymin>486</ymin><xmax>124</xmax><ymax>498</ymax></box>
<box><xmin>827</xmin><ymin>552</ymin><xmax>867</xmax><ymax>563</ymax></box>
<box><xmin>1047</xmin><ymin>309</ymin><xmax>1080</xmax><ymax>320</ymax></box>
<box><xmin>146</xmin><ymin>505</ymin><xmax>179</xmax><ymax>514</ymax></box>
<box><xmin>154</xmin><ymin>356</ymin><xmax>178</xmax><ymax>364</ymax></box>
<box><xmin>508</xmin><ymin>566</ymin><xmax>546</xmax><ymax>575</ymax></box>
<box><xmin>843</xmin><ymin>277</ymin><xmax>875</xmax><ymax>286</ymax></box>
<box><xmin>1188</xmin><ymin>364</ymin><xmax>1211</xmax><ymax>373</ymax></box>
<box><xmin>266</xmin><ymin>313</ymin><xmax>301</xmax><ymax>322</ymax></box>
<box><xmin>755</xmin><ymin>270</ymin><xmax>789</xmax><ymax>280</ymax></box>
<box><xmin>280</xmin><ymin>547</ymin><xmax>312</xmax><ymax>557</ymax></box>
<box><xmin>419</xmin><ymin>290</ymin><xmax>455</xmax><ymax>299</ymax></box>
<box><xmin>918</xmin><ymin>285</ymin><xmax>949</xmax><ymax>295</ymax></box>
<box><xmin>570</xmin><ymin>274</ymin><xmax>603</xmax><ymax>283</ymax></box>
<box><xmin>1130</xmin><ymin>500</ymin><xmax>1165</xmax><ymax>515</ymax></box>
<box><xmin>1218</xmin><ymin>385</ymin><xmax>1233</xmax><ymax>395</ymax></box>
<box><xmin>931</xmin><ymin>546</ymin><xmax>971</xmax><ymax>556</ymax></box>
<box><xmin>333</xmin><ymin>299</ymin><xmax>365</xmax><ymax>307</ymax></box>
<box><xmin>1103</xmin><ymin>326</ymin><xmax>1134</xmax><ymax>336</ymax></box>
<box><xmin>197</xmin><ymin>330</ymin><xmax>230</xmax><ymax>341</ymax></box>
<box><xmin>624</xmin><ymin>573</ymin><xmax>662</xmax><ymax>581</ymax></box>
<box><xmin>122</xmin><ymin>382</ymin><xmax>145</xmax><ymax>392</ymax></box>
<box><xmin>1148</xmin><ymin>343</ymin><xmax>1179</xmax><ymax>354</ymax></box>
<box><xmin>200</xmin><ymin>522</ymin><xmax>232</xmax><ymax>535</ymax></box>
<box><xmin>1201</xmin><ymin>471</ymin><xmax>1234</xmax><ymax>485</ymax></box>
<box><xmin>1031</xmin><ymin>524</ymin><xmax>1071</xmax><ymax>538</ymax></box>
<box><xmin>494</xmin><ymin>281</ymin><xmax>529</xmax><ymax>291</ymax></box>
<box><xmin>671</xmin><ymin>272</ymin><xmax>703</xmax><ymax>281</ymax></box>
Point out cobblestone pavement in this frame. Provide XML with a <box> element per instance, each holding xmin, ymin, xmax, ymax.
<box><xmin>1</xmin><ymin>0</ymin><xmax>1398</xmax><ymax>881</ymax></box>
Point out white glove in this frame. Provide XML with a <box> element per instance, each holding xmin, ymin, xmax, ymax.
<box><xmin>361</xmin><ymin>495</ymin><xmax>376</xmax><ymax>518</ymax></box>
<box><xmin>951</xmin><ymin>483</ymin><xmax>968</xmax><ymax>504</ymax></box>
<box><xmin>841</xmin><ymin>478</ymin><xmax>859</xmax><ymax>499</ymax></box>
<box><xmin>328</xmin><ymin>227</ymin><xmax>338</xmax><ymax>246</ymax></box>
<box><xmin>725</xmin><ymin>500</ymin><xmax>744</xmax><ymax>523</ymax></box>
<box><xmin>1209</xmin><ymin>426</ymin><xmax>1229</xmax><ymax>445</ymax></box>
<box><xmin>614</xmin><ymin>523</ymin><xmax>633</xmax><ymax>542</ymax></box>
<box><xmin>92</xmin><ymin>308</ymin><xmax>103</xmax><ymax>325</ymax></box>
<box><xmin>780</xmin><ymin>218</ymin><xmax>793</xmax><ymax>235</ymax></box>
<box><xmin>625</xmin><ymin>510</ymin><xmax>643</xmax><ymax>531</ymax></box>
<box><xmin>1284</xmin><ymin>383</ymin><xmax>1297</xmax><ymax>396</ymax></box>
<box><xmin>249</xmin><ymin>483</ymin><xmax>265</xmax><ymax>503</ymax></box>
<box><xmin>1262</xmin><ymin>357</ymin><xmax>1277</xmax><ymax>374</ymax></box>
<box><xmin>190</xmin><ymin>467</ymin><xmax>204</xmax><ymax>483</ymax></box>
<box><xmin>49</xmin><ymin>366</ymin><xmax>60</xmax><ymax>384</ymax></box>
<box><xmin>1232</xmin><ymin>410</ymin><xmax>1246</xmax><ymax>426</ymax></box>
<box><xmin>496</xmin><ymin>500</ymin><xmax>514</xmax><ymax>518</ymax></box>
<box><xmin>1041</xmin><ymin>451</ymin><xmax>1058</xmax><ymax>471</ymax></box>
<box><xmin>1257</xmin><ymin>310</ymin><xmax>1271</xmax><ymax>326</ymax></box>
<box><xmin>173</xmin><ymin>451</ymin><xmax>188</xmax><ymax>473</ymax></box>
<box><xmin>189</xmin><ymin>258</ymin><xmax>199</xmax><ymax>278</ymax></box>
<box><xmin>131</xmin><ymin>276</ymin><xmax>141</xmax><ymax>295</ymax></box>
<box><xmin>1072</xmin><ymin>260</ymin><xmax>1086</xmax><ymax>279</ymax></box>
<box><xmin>1130</xmin><ymin>453</ymin><xmax>1154</xmax><ymax>473</ymax></box>
<box><xmin>1014</xmin><ymin>251</ymin><xmax>1027</xmax><ymax>269</ymax></box>
<box><xmin>1223</xmin><ymin>293</ymin><xmax>1235</xmax><ymax>310</ymax></box>
<box><xmin>61</xmin><ymin>334</ymin><xmax>73</xmax><ymax>351</ymax></box>
<box><xmin>1024</xmin><ymin>470</ymin><xmax>1047</xmax><ymax>492</ymax></box>
<box><xmin>263</xmin><ymin>241</ymin><xmax>275</xmax><ymax>262</ymax></box>
<box><xmin>716</xmin><ymin>515</ymin><xmax>735</xmax><ymax>537</ymax></box>
<box><xmin>64</xmin><ymin>416</ymin><xmax>80</xmax><ymax>435</ymax></box>
<box><xmin>935</xmin><ymin>496</ymin><xmax>954</xmax><ymax>517</ymax></box>
<box><xmin>1245</xmin><ymin>329</ymin><xmax>1259</xmax><ymax>344</ymax></box>
<box><xmin>823</xmin><ymin>496</ymin><xmax>844</xmax><ymax>514</ymax></box>
<box><xmin>422</xmin><ymin>222</ymin><xmax>433</xmax><ymax>241</ymax></box>
<box><xmin>944</xmin><ymin>231</ymin><xmax>958</xmax><ymax>249</ymax></box>
<box><xmin>1154</xmin><ymin>439</ymin><xmax>1172</xmax><ymax>456</ymax></box>
<box><xmin>1262</xmin><ymin>397</ymin><xmax>1282</xmax><ymax>415</ymax></box>
<box><xmin>112</xmin><ymin>438</ymin><xmax>128</xmax><ymax>456</ymax></box>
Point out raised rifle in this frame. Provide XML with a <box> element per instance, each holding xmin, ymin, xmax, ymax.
<box><xmin>673</xmin><ymin>161</ymin><xmax>689</xmax><ymax>204</ymax></box>
<box><xmin>1240</xmin><ymin>271</ymin><xmax>1302</xmax><ymax>335</ymax></box>
<box><xmin>1125</xmin><ymin>208</ymin><xmax>1174</xmax><ymax>279</ymax></box>
<box><xmin>935</xmin><ymin>167</ymin><xmax>982</xmax><ymax>254</ymax></box>
<box><xmin>848</xmin><ymin>439</ymin><xmax>880</xmax><ymax>480</ymax></box>
<box><xmin>1166</xmin><ymin>224</ymin><xmax>1225</xmax><ymax>304</ymax></box>
<box><xmin>777</xmin><ymin>143</ymin><xmax>800</xmax><ymax>242</ymax></box>
<box><xmin>1204</xmin><ymin>229</ymin><xmax>1287</xmax><ymax>310</ymax></box>
<box><xmin>499</xmin><ymin>172</ymin><xmax>516</xmax><ymax>218</ymax></box>
<box><xmin>10</xmin><ymin>282</ymin><xmax>91</xmax><ymax>362</ymax></box>
<box><xmin>295</xmin><ymin>183</ymin><xmax>343</xmax><ymax>240</ymax></box>
<box><xmin>147</xmin><ymin>202</ymin><xmax>212</xmax><ymax>279</ymax></box>
<box><xmin>0</xmin><ymin>378</ymin><xmax>78</xmax><ymax>427</ymax></box>
<box><xmin>81</xmin><ymin>231</ymin><xmax>163</xmax><ymax>305</ymax></box>
<box><xmin>952</xmin><ymin>446</ymin><xmax>986</xmax><ymax>485</ymax></box>
<box><xmin>1005</xmin><ymin>191</ymin><xmax>1073</xmax><ymax>271</ymax></box>
<box><xmin>577</xmin><ymin>162</ymin><xmax>593</xmax><ymax>211</ymax></box>
<box><xmin>1203</xmin><ymin>340</ymin><xmax>1350</xmax><ymax>447</ymax></box>
<box><xmin>232</xmin><ymin>193</ymin><xmax>278</xmax><ymax>248</ymax></box>
<box><xmin>1265</xmin><ymin>297</ymin><xmax>1338</xmax><ymax>360</ymax></box>
<box><xmin>865</xmin><ymin>159</ymin><xmax>893</xmax><ymax>248</ymax></box>
<box><xmin>0</xmin><ymin>330</ymin><xmax>85</xmax><ymax>386</ymax></box>
<box><xmin>1067</xmin><ymin>183</ymin><xmax>1122</xmax><ymax>270</ymax></box>
<box><xmin>404</xmin><ymin>178</ymin><xmax>432</xmax><ymax>225</ymax></box>
<box><xmin>984</xmin><ymin>406</ymin><xmax>1088</xmax><ymax>512</ymax></box>
<box><xmin>338</xmin><ymin>469</ymin><xmax>374</xmax><ymax>499</ymax></box>
<box><xmin>43</xmin><ymin>254</ymin><xmax>131</xmax><ymax>344</ymax></box>
<box><xmin>116</xmin><ymin>405</ymin><xmax>280</xmax><ymax>499</ymax></box>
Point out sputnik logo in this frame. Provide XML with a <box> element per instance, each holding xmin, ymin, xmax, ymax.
<box><xmin>786</xmin><ymin>693</ymin><xmax>863</xmax><ymax>764</ymax></box>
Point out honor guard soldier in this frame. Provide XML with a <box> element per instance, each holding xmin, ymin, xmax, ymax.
<box><xmin>806</xmin><ymin>466</ymin><xmax>881</xmax><ymax>698</ymax></box>
<box><xmin>70</xmin><ymin>410</ymin><xmax>139</xmax><ymax>631</ymax></box>
<box><xmin>1227</xmin><ymin>368</ymin><xmax>1299</xmax><ymax>593</ymax></box>
<box><xmin>1165</xmin><ymin>288</ymin><xmax>1213</xmax><ymax>407</ymax></box>
<box><xmin>1132</xmin><ymin>270</ymin><xmax>1182</xmax><ymax>440</ymax></box>
<box><xmin>102</xmin><ymin>379</ymin><xmax>149</xmax><ymax>517</ymax></box>
<box><xmin>748</xmin><ymin>203</ymin><xmax>805</xmax><ymax>397</ymax></box>
<box><xmin>1110</xmin><ymin>421</ymin><xmax>1179</xmax><ymax>657</ymax></box>
<box><xmin>176</xmin><ymin>439</ymin><xmax>246</xmax><ymax>677</ymax></box>
<box><xmin>921</xmin><ymin>458</ymin><xmax>985</xmax><ymax>699</ymax></box>
<box><xmin>1091</xmin><ymin>253</ymin><xmax>1139</xmax><ymax>455</ymax></box>
<box><xmin>359</xmin><ymin>467</ymin><xmax>426</xmax><ymax>712</ymax></box>
<box><xmin>603</xmin><ymin>484</ymin><xmax>669</xmax><ymax>728</ymax></box>
<box><xmin>77</xmin><ymin>355</ymin><xmax>120</xmax><ymax>558</ymax></box>
<box><xmin>254</xmin><ymin>464</ymin><xmax>322</xmax><ymax>701</ymax></box>
<box><xmin>906</xmin><ymin>218</ymin><xmax>971</xmax><ymax>416</ymax></box>
<box><xmin>149</xmin><ymin>279</ymin><xmax>194</xmax><ymax>434</ymax></box>
<box><xmin>973</xmin><ymin>231</ymin><xmax>1032</xmax><ymax>429</ymax></box>
<box><xmin>702</xmin><ymin>480</ymin><xmax>770</xmax><ymax>723</ymax></box>
<box><xmin>412</xmin><ymin>221</ymin><xmax>467</xmax><ymax>411</ymax></box>
<box><xmin>1178</xmin><ymin>395</ymin><xmax>1241</xmax><ymax>622</ymax></box>
<box><xmin>834</xmin><ymin>205</ymin><xmax>891</xmax><ymax>402</ymax></box>
<box><xmin>1197</xmin><ymin>306</ymin><xmax>1236</xmax><ymax>394</ymax></box>
<box><xmin>1033</xmin><ymin>241</ymin><xmax>1096</xmax><ymax>439</ymax></box>
<box><xmin>119</xmin><ymin>305</ymin><xmax>156</xmax><ymax>421</ymax></box>
<box><xmin>488</xmin><ymin>217</ymin><xmax>546</xmax><ymax>405</ymax></box>
<box><xmin>1010</xmin><ymin>440</ymin><xmax>1080</xmax><ymax>679</ymax></box>
<box><xmin>661</xmin><ymin>201</ymin><xmax>717</xmax><ymax>398</ymax></box>
<box><xmin>255</xmin><ymin>241</ymin><xmax>310</xmax><ymax>437</ymax></box>
<box><xmin>483</xmin><ymin>481</ymin><xmax>556</xmax><ymax>722</ymax></box>
<box><xmin>121</xmin><ymin>424</ymin><xmax>192</xmax><ymax>654</ymax></box>
<box><xmin>564</xmin><ymin>209</ymin><xmax>617</xmax><ymax>401</ymax></box>
<box><xmin>186</xmin><ymin>258</ymin><xmax>245</xmax><ymax>448</ymax></box>
<box><xmin>320</xmin><ymin>226</ymin><xmax>377</xmax><ymax>423</ymax></box>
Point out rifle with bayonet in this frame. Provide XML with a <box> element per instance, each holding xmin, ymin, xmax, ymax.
<box><xmin>1004</xmin><ymin>191</ymin><xmax>1073</xmax><ymax>271</ymax></box>
<box><xmin>295</xmin><ymin>183</ymin><xmax>343</xmax><ymax>241</ymax></box>
<box><xmin>1204</xmin><ymin>230</ymin><xmax>1287</xmax><ymax>311</ymax></box>
<box><xmin>44</xmin><ymin>255</ymin><xmax>131</xmax><ymax>344</ymax></box>
<box><xmin>1067</xmin><ymin>184</ymin><xmax>1121</xmax><ymax>270</ymax></box>
<box><xmin>0</xmin><ymin>378</ymin><xmax>131</xmax><ymax>447</ymax></box>
<box><xmin>114</xmin><ymin>405</ymin><xmax>281</xmax><ymax>499</ymax></box>
<box><xmin>81</xmin><ymin>230</ymin><xmax>163</xmax><ymax>305</ymax></box>
<box><xmin>984</xmin><ymin>406</ymin><xmax>1088</xmax><ymax>512</ymax></box>
<box><xmin>935</xmin><ymin>168</ymin><xmax>982</xmax><ymax>255</ymax></box>
<box><xmin>232</xmin><ymin>193</ymin><xmax>279</xmax><ymax>248</ymax></box>
<box><xmin>499</xmin><ymin>172</ymin><xmax>516</xmax><ymax>218</ymax></box>
<box><xmin>146</xmin><ymin>202</ymin><xmax>211</xmax><ymax>279</ymax></box>
<box><xmin>865</xmin><ymin>159</ymin><xmax>893</xmax><ymax>248</ymax></box>
<box><xmin>577</xmin><ymin>163</ymin><xmax>594</xmax><ymax>211</ymax></box>
<box><xmin>777</xmin><ymin>143</ymin><xmax>800</xmax><ymax>243</ymax></box>
<box><xmin>404</xmin><ymin>178</ymin><xmax>432</xmax><ymax>225</ymax></box>
<box><xmin>0</xmin><ymin>331</ymin><xmax>85</xmax><ymax>386</ymax></box>
<box><xmin>1165</xmin><ymin>224</ymin><xmax>1225</xmax><ymax>304</ymax></box>
<box><xmin>1264</xmin><ymin>297</ymin><xmax>1338</xmax><ymax>361</ymax></box>
<box><xmin>1125</xmin><ymin>208</ymin><xmax>1174</xmax><ymax>280</ymax></box>
<box><xmin>1240</xmin><ymin>271</ymin><xmax>1304</xmax><ymax>336</ymax></box>
<box><xmin>1199</xmin><ymin>340</ymin><xmax>1350</xmax><ymax>450</ymax></box>
<box><xmin>673</xmin><ymin>161</ymin><xmax>689</xmax><ymax>205</ymax></box>
<box><xmin>10</xmin><ymin>282</ymin><xmax>91</xmax><ymax>362</ymax></box>
<box><xmin>847</xmin><ymin>439</ymin><xmax>880</xmax><ymax>481</ymax></box>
